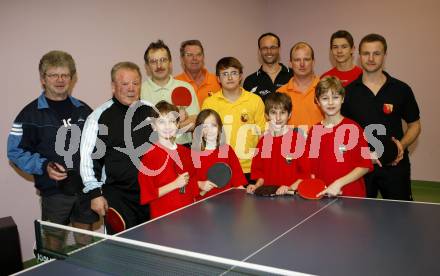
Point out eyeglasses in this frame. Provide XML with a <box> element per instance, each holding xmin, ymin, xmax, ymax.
<box><xmin>148</xmin><ymin>57</ymin><xmax>169</xmax><ymax>65</ymax></box>
<box><xmin>45</xmin><ymin>73</ymin><xmax>71</xmax><ymax>80</ymax></box>
<box><xmin>260</xmin><ymin>46</ymin><xmax>279</xmax><ymax>52</ymax></box>
<box><xmin>219</xmin><ymin>71</ymin><xmax>240</xmax><ymax>78</ymax></box>
<box><xmin>184</xmin><ymin>52</ymin><xmax>203</xmax><ymax>58</ymax></box>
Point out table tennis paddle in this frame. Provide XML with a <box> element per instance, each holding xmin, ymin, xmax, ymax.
<box><xmin>172</xmin><ymin>160</ymin><xmax>188</xmax><ymax>194</ymax></box>
<box><xmin>378</xmin><ymin>136</ymin><xmax>399</xmax><ymax>165</ymax></box>
<box><xmin>58</xmin><ymin>169</ymin><xmax>83</xmax><ymax>196</ymax></box>
<box><xmin>200</xmin><ymin>162</ymin><xmax>232</xmax><ymax>196</ymax></box>
<box><xmin>171</xmin><ymin>86</ymin><xmax>192</xmax><ymax>109</ymax></box>
<box><xmin>297</xmin><ymin>179</ymin><xmax>327</xmax><ymax>200</ymax></box>
<box><xmin>254</xmin><ymin>185</ymin><xmax>296</xmax><ymax>197</ymax></box>
<box><xmin>105</xmin><ymin>207</ymin><xmax>126</xmax><ymax>234</ymax></box>
<box><xmin>49</xmin><ymin>162</ymin><xmax>83</xmax><ymax>196</ymax></box>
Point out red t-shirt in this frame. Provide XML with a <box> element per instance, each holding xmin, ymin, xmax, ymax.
<box><xmin>321</xmin><ymin>66</ymin><xmax>362</xmax><ymax>87</ymax></box>
<box><xmin>251</xmin><ymin>129</ymin><xmax>308</xmax><ymax>186</ymax></box>
<box><xmin>192</xmin><ymin>144</ymin><xmax>247</xmax><ymax>200</ymax></box>
<box><xmin>138</xmin><ymin>144</ymin><xmax>198</xmax><ymax>218</ymax></box>
<box><xmin>304</xmin><ymin>118</ymin><xmax>373</xmax><ymax>197</ymax></box>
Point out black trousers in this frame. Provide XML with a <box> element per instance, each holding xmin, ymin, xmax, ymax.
<box><xmin>364</xmin><ymin>159</ymin><xmax>412</xmax><ymax>201</ymax></box>
<box><xmin>103</xmin><ymin>185</ymin><xmax>150</xmax><ymax>233</ymax></box>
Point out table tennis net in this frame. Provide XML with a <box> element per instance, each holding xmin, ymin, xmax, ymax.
<box><xmin>34</xmin><ymin>220</ymin><xmax>305</xmax><ymax>276</ymax></box>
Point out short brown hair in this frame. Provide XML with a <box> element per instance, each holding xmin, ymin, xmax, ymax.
<box><xmin>110</xmin><ymin>62</ymin><xmax>141</xmax><ymax>82</ymax></box>
<box><xmin>215</xmin><ymin>57</ymin><xmax>243</xmax><ymax>76</ymax></box>
<box><xmin>290</xmin><ymin>42</ymin><xmax>315</xmax><ymax>61</ymax></box>
<box><xmin>144</xmin><ymin>40</ymin><xmax>172</xmax><ymax>64</ymax></box>
<box><xmin>180</xmin><ymin>40</ymin><xmax>204</xmax><ymax>57</ymax></box>
<box><xmin>330</xmin><ymin>30</ymin><xmax>354</xmax><ymax>48</ymax></box>
<box><xmin>154</xmin><ymin>100</ymin><xmax>180</xmax><ymax>123</ymax></box>
<box><xmin>315</xmin><ymin>76</ymin><xmax>345</xmax><ymax>99</ymax></box>
<box><xmin>359</xmin><ymin>33</ymin><xmax>387</xmax><ymax>54</ymax></box>
<box><xmin>264</xmin><ymin>93</ymin><xmax>292</xmax><ymax>115</ymax></box>
<box><xmin>39</xmin><ymin>50</ymin><xmax>76</xmax><ymax>78</ymax></box>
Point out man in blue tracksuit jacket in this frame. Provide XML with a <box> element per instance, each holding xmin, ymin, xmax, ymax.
<box><xmin>7</xmin><ymin>51</ymin><xmax>97</xmax><ymax>247</ymax></box>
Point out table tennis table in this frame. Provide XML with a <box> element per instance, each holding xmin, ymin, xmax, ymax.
<box><xmin>17</xmin><ymin>188</ymin><xmax>440</xmax><ymax>275</ymax></box>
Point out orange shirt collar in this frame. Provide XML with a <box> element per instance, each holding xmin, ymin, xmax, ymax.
<box><xmin>182</xmin><ymin>68</ymin><xmax>209</xmax><ymax>85</ymax></box>
<box><xmin>286</xmin><ymin>75</ymin><xmax>320</xmax><ymax>95</ymax></box>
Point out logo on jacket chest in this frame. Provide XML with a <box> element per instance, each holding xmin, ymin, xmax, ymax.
<box><xmin>62</xmin><ymin>118</ymin><xmax>72</xmax><ymax>127</ymax></box>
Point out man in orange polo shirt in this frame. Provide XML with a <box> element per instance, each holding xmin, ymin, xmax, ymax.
<box><xmin>277</xmin><ymin>42</ymin><xmax>323</xmax><ymax>132</ymax></box>
<box><xmin>175</xmin><ymin>40</ymin><xmax>221</xmax><ymax>107</ymax></box>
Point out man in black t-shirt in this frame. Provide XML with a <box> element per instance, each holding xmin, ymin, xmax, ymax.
<box><xmin>343</xmin><ymin>34</ymin><xmax>421</xmax><ymax>201</ymax></box>
<box><xmin>243</xmin><ymin>32</ymin><xmax>292</xmax><ymax>101</ymax></box>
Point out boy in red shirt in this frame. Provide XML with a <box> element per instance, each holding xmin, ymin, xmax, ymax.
<box><xmin>305</xmin><ymin>76</ymin><xmax>373</xmax><ymax>197</ymax></box>
<box><xmin>139</xmin><ymin>101</ymin><xmax>198</xmax><ymax>218</ymax></box>
<box><xmin>192</xmin><ymin>109</ymin><xmax>247</xmax><ymax>200</ymax></box>
<box><xmin>247</xmin><ymin>93</ymin><xmax>306</xmax><ymax>195</ymax></box>
<box><xmin>321</xmin><ymin>30</ymin><xmax>362</xmax><ymax>87</ymax></box>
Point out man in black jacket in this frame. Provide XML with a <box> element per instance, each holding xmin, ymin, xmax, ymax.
<box><xmin>80</xmin><ymin>62</ymin><xmax>155</xmax><ymax>233</ymax></box>
<box><xmin>7</xmin><ymin>50</ymin><xmax>97</xmax><ymax>247</ymax></box>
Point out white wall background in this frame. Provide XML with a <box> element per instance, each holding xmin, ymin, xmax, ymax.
<box><xmin>1</xmin><ymin>0</ymin><xmax>439</xmax><ymax>260</ymax></box>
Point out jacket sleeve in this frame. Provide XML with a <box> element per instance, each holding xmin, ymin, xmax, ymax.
<box><xmin>7</xmin><ymin>113</ymin><xmax>47</xmax><ymax>175</ymax></box>
<box><xmin>80</xmin><ymin>113</ymin><xmax>106</xmax><ymax>197</ymax></box>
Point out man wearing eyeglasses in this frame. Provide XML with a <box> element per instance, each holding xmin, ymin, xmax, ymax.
<box><xmin>141</xmin><ymin>40</ymin><xmax>199</xmax><ymax>146</ymax></box>
<box><xmin>7</xmin><ymin>50</ymin><xmax>97</xmax><ymax>246</ymax></box>
<box><xmin>175</xmin><ymin>39</ymin><xmax>220</xmax><ymax>107</ymax></box>
<box><xmin>243</xmin><ymin>33</ymin><xmax>293</xmax><ymax>101</ymax></box>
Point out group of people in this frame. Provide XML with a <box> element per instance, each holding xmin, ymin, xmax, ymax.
<box><xmin>7</xmin><ymin>30</ymin><xmax>421</xmax><ymax>237</ymax></box>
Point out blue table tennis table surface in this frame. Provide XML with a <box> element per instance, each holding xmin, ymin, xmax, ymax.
<box><xmin>19</xmin><ymin>189</ymin><xmax>440</xmax><ymax>275</ymax></box>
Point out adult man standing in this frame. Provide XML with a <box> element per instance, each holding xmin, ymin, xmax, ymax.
<box><xmin>80</xmin><ymin>62</ymin><xmax>154</xmax><ymax>233</ymax></box>
<box><xmin>277</xmin><ymin>42</ymin><xmax>323</xmax><ymax>131</ymax></box>
<box><xmin>342</xmin><ymin>34</ymin><xmax>421</xmax><ymax>200</ymax></box>
<box><xmin>244</xmin><ymin>33</ymin><xmax>292</xmax><ymax>101</ymax></box>
<box><xmin>321</xmin><ymin>30</ymin><xmax>362</xmax><ymax>87</ymax></box>
<box><xmin>141</xmin><ymin>40</ymin><xmax>199</xmax><ymax>146</ymax></box>
<box><xmin>7</xmin><ymin>50</ymin><xmax>97</xmax><ymax>240</ymax></box>
<box><xmin>175</xmin><ymin>39</ymin><xmax>220</xmax><ymax>107</ymax></box>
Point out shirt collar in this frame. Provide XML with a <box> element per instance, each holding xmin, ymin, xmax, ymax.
<box><xmin>183</xmin><ymin>68</ymin><xmax>208</xmax><ymax>83</ymax></box>
<box><xmin>257</xmin><ymin>63</ymin><xmax>290</xmax><ymax>76</ymax></box>
<box><xmin>37</xmin><ymin>91</ymin><xmax>83</xmax><ymax>109</ymax></box>
<box><xmin>146</xmin><ymin>75</ymin><xmax>175</xmax><ymax>92</ymax></box>
<box><xmin>352</xmin><ymin>71</ymin><xmax>395</xmax><ymax>87</ymax></box>
<box><xmin>286</xmin><ymin>75</ymin><xmax>319</xmax><ymax>92</ymax></box>
<box><xmin>215</xmin><ymin>88</ymin><xmax>249</xmax><ymax>103</ymax></box>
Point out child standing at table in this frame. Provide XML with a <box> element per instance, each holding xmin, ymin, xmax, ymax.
<box><xmin>192</xmin><ymin>109</ymin><xmax>247</xmax><ymax>200</ymax></box>
<box><xmin>247</xmin><ymin>93</ymin><xmax>306</xmax><ymax>195</ymax></box>
<box><xmin>138</xmin><ymin>101</ymin><xmax>198</xmax><ymax>218</ymax></box>
<box><xmin>307</xmin><ymin>76</ymin><xmax>373</xmax><ymax>197</ymax></box>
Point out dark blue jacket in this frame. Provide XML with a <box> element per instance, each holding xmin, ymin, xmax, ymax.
<box><xmin>7</xmin><ymin>92</ymin><xmax>92</xmax><ymax>196</ymax></box>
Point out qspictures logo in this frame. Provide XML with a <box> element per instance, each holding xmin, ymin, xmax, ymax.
<box><xmin>55</xmin><ymin>101</ymin><xmax>389</xmax><ymax>176</ymax></box>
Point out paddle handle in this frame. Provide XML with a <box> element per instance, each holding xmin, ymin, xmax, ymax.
<box><xmin>179</xmin><ymin>186</ymin><xmax>185</xmax><ymax>194</ymax></box>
